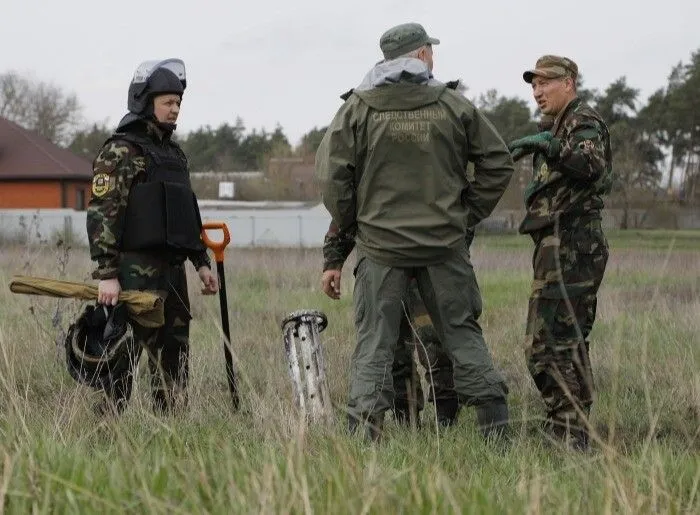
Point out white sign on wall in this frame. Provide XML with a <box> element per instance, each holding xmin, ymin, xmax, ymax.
<box><xmin>218</xmin><ymin>182</ymin><xmax>235</xmax><ymax>199</ymax></box>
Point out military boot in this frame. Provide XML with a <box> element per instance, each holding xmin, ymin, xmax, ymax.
<box><xmin>476</xmin><ymin>401</ymin><xmax>509</xmax><ymax>439</ymax></box>
<box><xmin>348</xmin><ymin>414</ymin><xmax>384</xmax><ymax>443</ymax></box>
<box><xmin>393</xmin><ymin>400</ymin><xmax>421</xmax><ymax>429</ymax></box>
<box><xmin>92</xmin><ymin>396</ymin><xmax>127</xmax><ymax>417</ymax></box>
<box><xmin>435</xmin><ymin>397</ymin><xmax>459</xmax><ymax>427</ymax></box>
<box><xmin>545</xmin><ymin>416</ymin><xmax>590</xmax><ymax>452</ymax></box>
<box><xmin>393</xmin><ymin>401</ymin><xmax>409</xmax><ymax>425</ymax></box>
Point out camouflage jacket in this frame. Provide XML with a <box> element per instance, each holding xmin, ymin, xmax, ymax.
<box><xmin>86</xmin><ymin>121</ymin><xmax>210</xmax><ymax>280</ymax></box>
<box><xmin>322</xmin><ymin>221</ymin><xmax>356</xmax><ymax>271</ymax></box>
<box><xmin>519</xmin><ymin>97</ymin><xmax>612</xmax><ymax>234</ymax></box>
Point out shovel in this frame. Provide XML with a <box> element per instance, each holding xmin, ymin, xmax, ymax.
<box><xmin>201</xmin><ymin>221</ymin><xmax>239</xmax><ymax>410</ymax></box>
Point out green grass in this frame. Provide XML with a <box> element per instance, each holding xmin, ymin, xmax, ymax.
<box><xmin>1</xmin><ymin>230</ymin><xmax>699</xmax><ymax>513</ymax></box>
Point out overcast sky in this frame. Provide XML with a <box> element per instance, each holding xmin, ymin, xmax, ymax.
<box><xmin>2</xmin><ymin>0</ymin><xmax>698</xmax><ymax>145</ymax></box>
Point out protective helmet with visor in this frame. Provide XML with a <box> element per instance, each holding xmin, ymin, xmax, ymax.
<box><xmin>117</xmin><ymin>58</ymin><xmax>186</xmax><ymax>130</ymax></box>
<box><xmin>64</xmin><ymin>302</ymin><xmax>135</xmax><ymax>388</ymax></box>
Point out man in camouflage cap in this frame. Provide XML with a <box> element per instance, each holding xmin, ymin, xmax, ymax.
<box><xmin>316</xmin><ymin>22</ymin><xmax>514</xmax><ymax>442</ymax></box>
<box><xmin>508</xmin><ymin>55</ymin><xmax>612</xmax><ymax>450</ymax></box>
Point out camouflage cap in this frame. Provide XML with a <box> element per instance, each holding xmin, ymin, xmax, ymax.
<box><xmin>380</xmin><ymin>23</ymin><xmax>440</xmax><ymax>60</ymax></box>
<box><xmin>523</xmin><ymin>55</ymin><xmax>578</xmax><ymax>83</ymax></box>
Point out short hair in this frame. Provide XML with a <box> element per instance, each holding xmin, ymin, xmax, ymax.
<box><xmin>396</xmin><ymin>44</ymin><xmax>430</xmax><ymax>60</ymax></box>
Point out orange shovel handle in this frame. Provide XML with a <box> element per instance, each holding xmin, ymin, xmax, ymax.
<box><xmin>201</xmin><ymin>222</ymin><xmax>231</xmax><ymax>262</ymax></box>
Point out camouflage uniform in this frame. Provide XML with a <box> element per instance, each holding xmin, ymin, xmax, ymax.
<box><xmin>87</xmin><ymin>120</ymin><xmax>210</xmax><ymax>414</ymax></box>
<box><xmin>323</xmin><ymin>221</ymin><xmax>466</xmax><ymax>425</ymax></box>
<box><xmin>515</xmin><ymin>56</ymin><xmax>612</xmax><ymax>445</ymax></box>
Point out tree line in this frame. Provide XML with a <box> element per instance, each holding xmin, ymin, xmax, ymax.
<box><xmin>2</xmin><ymin>48</ymin><xmax>699</xmax><ymax>208</ymax></box>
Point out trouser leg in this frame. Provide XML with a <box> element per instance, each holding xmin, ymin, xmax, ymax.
<box><xmin>413</xmin><ymin>248</ymin><xmax>509</xmax><ymax>437</ymax></box>
<box><xmin>146</xmin><ymin>264</ymin><xmax>192</xmax><ymax>414</ymax></box>
<box><xmin>347</xmin><ymin>256</ymin><xmax>410</xmax><ymax>440</ymax></box>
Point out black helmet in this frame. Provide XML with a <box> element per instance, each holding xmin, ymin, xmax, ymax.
<box><xmin>126</xmin><ymin>58</ymin><xmax>186</xmax><ymax>116</ymax></box>
<box><xmin>65</xmin><ymin>303</ymin><xmax>134</xmax><ymax>388</ymax></box>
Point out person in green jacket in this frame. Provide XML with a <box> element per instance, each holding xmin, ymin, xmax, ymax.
<box><xmin>316</xmin><ymin>22</ymin><xmax>515</xmax><ymax>441</ymax></box>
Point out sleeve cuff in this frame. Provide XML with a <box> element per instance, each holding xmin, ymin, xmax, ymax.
<box><xmin>190</xmin><ymin>251</ymin><xmax>212</xmax><ymax>270</ymax></box>
<box><xmin>323</xmin><ymin>260</ymin><xmax>345</xmax><ymax>272</ymax></box>
<box><xmin>91</xmin><ymin>267</ymin><xmax>119</xmax><ymax>280</ymax></box>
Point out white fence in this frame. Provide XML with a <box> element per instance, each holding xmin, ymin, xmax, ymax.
<box><xmin>0</xmin><ymin>206</ymin><xmax>333</xmax><ymax>248</ymax></box>
<box><xmin>4</xmin><ymin>206</ymin><xmax>696</xmax><ymax>248</ymax></box>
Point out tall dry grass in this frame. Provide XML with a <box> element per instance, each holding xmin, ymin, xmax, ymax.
<box><xmin>0</xmin><ymin>230</ymin><xmax>698</xmax><ymax>513</ymax></box>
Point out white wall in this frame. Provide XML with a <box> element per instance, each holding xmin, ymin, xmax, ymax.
<box><xmin>0</xmin><ymin>204</ymin><xmax>332</xmax><ymax>248</ymax></box>
<box><xmin>6</xmin><ymin>206</ymin><xmax>695</xmax><ymax>247</ymax></box>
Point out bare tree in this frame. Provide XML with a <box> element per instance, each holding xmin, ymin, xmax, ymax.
<box><xmin>0</xmin><ymin>71</ymin><xmax>82</xmax><ymax>146</ymax></box>
<box><xmin>0</xmin><ymin>73</ymin><xmax>32</xmax><ymax>122</ymax></box>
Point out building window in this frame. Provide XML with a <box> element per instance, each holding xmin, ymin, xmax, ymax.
<box><xmin>76</xmin><ymin>188</ymin><xmax>86</xmax><ymax>210</ymax></box>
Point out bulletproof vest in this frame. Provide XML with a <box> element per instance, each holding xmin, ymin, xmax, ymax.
<box><xmin>117</xmin><ymin>130</ymin><xmax>205</xmax><ymax>254</ymax></box>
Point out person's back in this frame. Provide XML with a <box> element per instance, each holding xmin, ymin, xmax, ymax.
<box><xmin>317</xmin><ymin>23</ymin><xmax>514</xmax><ymax>441</ymax></box>
<box><xmin>322</xmin><ymin>57</ymin><xmax>513</xmax><ymax>267</ymax></box>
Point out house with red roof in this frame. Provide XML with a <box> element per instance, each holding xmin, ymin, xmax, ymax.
<box><xmin>0</xmin><ymin>116</ymin><xmax>93</xmax><ymax>210</ymax></box>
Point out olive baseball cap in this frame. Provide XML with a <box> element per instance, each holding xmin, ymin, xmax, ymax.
<box><xmin>523</xmin><ymin>55</ymin><xmax>578</xmax><ymax>83</ymax></box>
<box><xmin>380</xmin><ymin>23</ymin><xmax>440</xmax><ymax>60</ymax></box>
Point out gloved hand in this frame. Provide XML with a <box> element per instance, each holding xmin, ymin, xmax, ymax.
<box><xmin>508</xmin><ymin>131</ymin><xmax>559</xmax><ymax>161</ymax></box>
<box><xmin>510</xmin><ymin>147</ymin><xmax>530</xmax><ymax>162</ymax></box>
<box><xmin>508</xmin><ymin>131</ymin><xmax>552</xmax><ymax>152</ymax></box>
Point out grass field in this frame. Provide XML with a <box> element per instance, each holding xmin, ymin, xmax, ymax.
<box><xmin>1</xmin><ymin>230</ymin><xmax>698</xmax><ymax>514</ymax></box>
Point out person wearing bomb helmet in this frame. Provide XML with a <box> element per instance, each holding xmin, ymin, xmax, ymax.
<box><xmin>85</xmin><ymin>58</ymin><xmax>218</xmax><ymax>415</ymax></box>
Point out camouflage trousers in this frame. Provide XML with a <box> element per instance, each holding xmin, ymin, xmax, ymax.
<box><xmin>525</xmin><ymin>216</ymin><xmax>608</xmax><ymax>434</ymax></box>
<box><xmin>100</xmin><ymin>252</ymin><xmax>192</xmax><ymax>414</ymax></box>
<box><xmin>391</xmin><ymin>279</ymin><xmax>456</xmax><ymax>419</ymax></box>
<box><xmin>348</xmin><ymin>248</ymin><xmax>507</xmax><ymax>427</ymax></box>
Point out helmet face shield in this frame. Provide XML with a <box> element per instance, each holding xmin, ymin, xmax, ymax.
<box><xmin>132</xmin><ymin>59</ymin><xmax>186</xmax><ymax>88</ymax></box>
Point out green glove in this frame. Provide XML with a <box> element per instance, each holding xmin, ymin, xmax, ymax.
<box><xmin>508</xmin><ymin>131</ymin><xmax>553</xmax><ymax>153</ymax></box>
<box><xmin>510</xmin><ymin>147</ymin><xmax>530</xmax><ymax>162</ymax></box>
<box><xmin>508</xmin><ymin>131</ymin><xmax>561</xmax><ymax>162</ymax></box>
